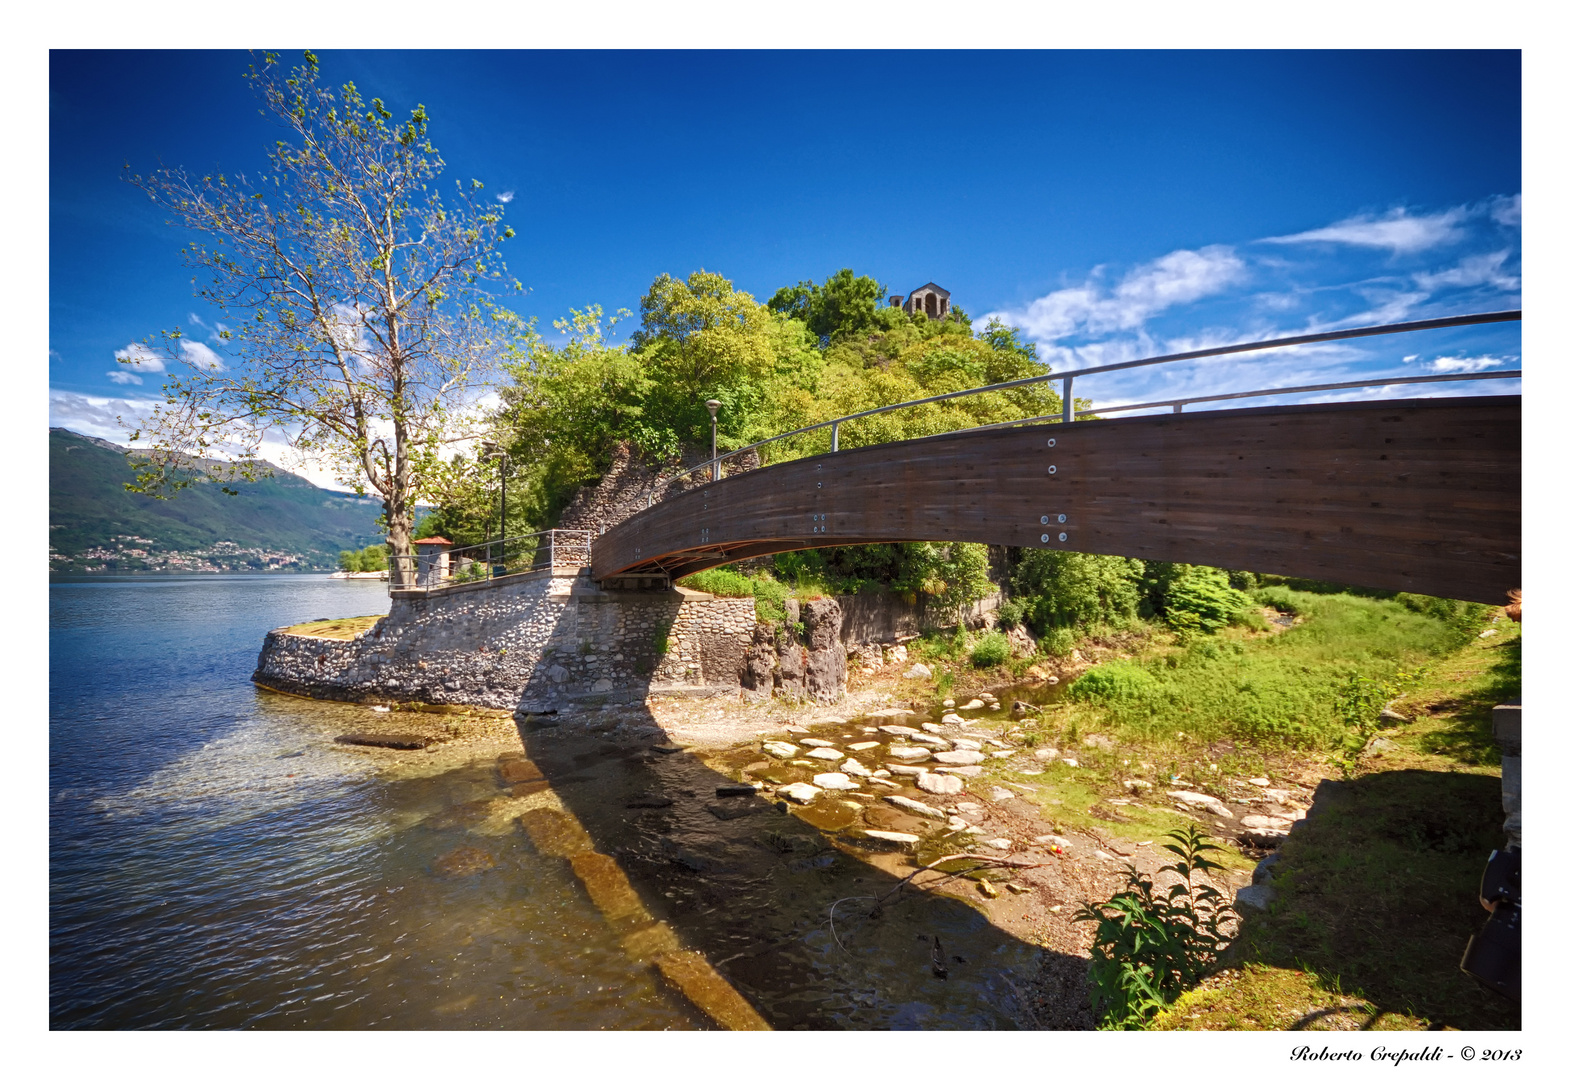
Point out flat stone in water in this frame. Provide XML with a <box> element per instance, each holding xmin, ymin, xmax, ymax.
<box><xmin>909</xmin><ymin>733</ymin><xmax>951</xmax><ymax>748</ymax></box>
<box><xmin>884</xmin><ymin>794</ymin><xmax>947</xmax><ymax>820</ymax></box>
<box><xmin>878</xmin><ymin>725</ymin><xmax>923</xmax><ymax>736</ymax></box>
<box><xmin>814</xmin><ymin>773</ymin><xmax>862</xmax><ymax>791</ymax></box>
<box><xmin>868</xmin><ymin>708</ymin><xmax>916</xmax><ymax>719</ymax></box>
<box><xmin>916</xmin><ymin>772</ymin><xmax>964</xmax><ymax>795</ymax></box>
<box><xmin>858</xmin><ymin>830</ymin><xmax>920</xmax><ymax>851</ymax></box>
<box><xmin>778</xmin><ymin>782</ymin><xmax>821</xmax><ymax>804</ymax></box>
<box><xmin>433</xmin><ymin>846</ymin><xmax>496</xmax><ymax>877</ymax></box>
<box><xmin>952</xmin><ymin>738</ymin><xmax>982</xmax><ymax>751</ymax></box>
<box><xmin>936</xmin><ymin>765</ymin><xmax>984</xmax><ymax>778</ymax></box>
<box><xmin>887</xmin><ymin>746</ymin><xmax>932</xmax><ymax>762</ymax></box>
<box><xmin>847</xmin><ymin>741</ymin><xmax>881</xmax><ymax>751</ymax></box>
<box><xmin>805</xmin><ymin>747</ymin><xmax>845</xmax><ymax>761</ymax></box>
<box><xmin>885</xmin><ymin>762</ymin><xmax>928</xmax><ymax>775</ymax></box>
<box><xmin>839</xmin><ymin>758</ymin><xmax>872</xmax><ymax>777</ymax></box>
<box><xmin>933</xmin><ymin>750</ymin><xmax>986</xmax><ymax>766</ymax></box>
<box><xmin>799</xmin><ymin>738</ymin><xmax>835</xmax><ymax>748</ymax></box>
<box><xmin>762</xmin><ymin>742</ymin><xmax>798</xmax><ymax>759</ymax></box>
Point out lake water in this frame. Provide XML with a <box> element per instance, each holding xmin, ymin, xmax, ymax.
<box><xmin>49</xmin><ymin>575</ymin><xmax>702</xmax><ymax>1030</ymax></box>
<box><xmin>50</xmin><ymin>574</ymin><xmax>1052</xmax><ymax>1030</ymax></box>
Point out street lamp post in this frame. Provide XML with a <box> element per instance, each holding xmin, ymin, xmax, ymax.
<box><xmin>706</xmin><ymin>399</ymin><xmax>721</xmax><ymax>482</ymax></box>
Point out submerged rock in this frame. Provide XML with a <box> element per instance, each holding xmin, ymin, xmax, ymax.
<box><xmin>434</xmin><ymin>846</ymin><xmax>496</xmax><ymax>877</ymax></box>
<box><xmin>884</xmin><ymin>794</ymin><xmax>946</xmax><ymax>820</ymax></box>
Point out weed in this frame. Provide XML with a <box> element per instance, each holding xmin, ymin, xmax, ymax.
<box><xmin>1075</xmin><ymin>825</ymin><xmax>1236</xmax><ymax>1029</ymax></box>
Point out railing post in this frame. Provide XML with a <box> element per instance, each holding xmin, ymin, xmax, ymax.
<box><xmin>1173</xmin><ymin>402</ymin><xmax>1184</xmax><ymax>414</ymax></box>
<box><xmin>1062</xmin><ymin>376</ymin><xmax>1074</xmax><ymax>424</ymax></box>
<box><xmin>831</xmin><ymin>421</ymin><xmax>839</xmax><ymax>453</ymax></box>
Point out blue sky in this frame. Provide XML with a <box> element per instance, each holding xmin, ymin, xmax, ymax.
<box><xmin>48</xmin><ymin>49</ymin><xmax>1521</xmax><ymax>486</ymax></box>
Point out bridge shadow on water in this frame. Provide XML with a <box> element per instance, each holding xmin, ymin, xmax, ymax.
<box><xmin>505</xmin><ymin>701</ymin><xmax>1091</xmax><ymax>1030</ymax></box>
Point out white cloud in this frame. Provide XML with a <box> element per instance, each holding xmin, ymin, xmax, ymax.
<box><xmin>1490</xmin><ymin>193</ymin><xmax>1521</xmax><ymax>228</ymax></box>
<box><xmin>106</xmin><ymin>370</ymin><xmax>143</xmax><ymax>385</ymax></box>
<box><xmin>987</xmin><ymin>245</ymin><xmax>1245</xmax><ymax>342</ymax></box>
<box><xmin>49</xmin><ymin>389</ymin><xmax>160</xmax><ymax>444</ymax></box>
<box><xmin>1413</xmin><ymin>249</ymin><xmax>1519</xmax><ymax>292</ymax></box>
<box><xmin>180</xmin><ymin>340</ymin><xmax>226</xmax><ymax>371</ymax></box>
<box><xmin>1264</xmin><ymin>207</ymin><xmax>1468</xmax><ymax>254</ymax></box>
<box><xmin>497</xmin><ymin>191</ymin><xmax>515</xmax><ymax>204</ymax></box>
<box><xmin>1428</xmin><ymin>355</ymin><xmax>1510</xmax><ymax>374</ymax></box>
<box><xmin>114</xmin><ymin>342</ymin><xmax>166</xmax><ymax>373</ymax></box>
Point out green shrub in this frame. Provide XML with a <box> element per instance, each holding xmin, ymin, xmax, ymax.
<box><xmin>1038</xmin><ymin>626</ymin><xmax>1077</xmax><ymax>657</ymax></box>
<box><xmin>1161</xmin><ymin>565</ymin><xmax>1252</xmax><ymax>635</ymax></box>
<box><xmin>681</xmin><ymin>567</ymin><xmax>756</xmax><ymax>597</ymax></box>
<box><xmin>970</xmin><ymin>631</ymin><xmax>1010</xmax><ymax>668</ymax></box>
<box><xmin>1395</xmin><ymin>593</ymin><xmax>1491</xmax><ymax>644</ymax></box>
<box><xmin>996</xmin><ymin>598</ymin><xmax>1027</xmax><ymax>631</ymax></box>
<box><xmin>1252</xmin><ymin>585</ymin><xmax>1308</xmax><ymax>615</ymax></box>
<box><xmin>1069</xmin><ymin>662</ymin><xmax>1159</xmax><ymax>702</ymax></box>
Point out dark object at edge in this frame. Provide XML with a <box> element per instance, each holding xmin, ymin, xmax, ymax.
<box><xmin>1460</xmin><ymin>847</ymin><xmax>1521</xmax><ymax>1001</ymax></box>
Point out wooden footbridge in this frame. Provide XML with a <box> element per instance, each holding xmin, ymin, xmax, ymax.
<box><xmin>588</xmin><ymin>313</ymin><xmax>1522</xmax><ymax>605</ymax></box>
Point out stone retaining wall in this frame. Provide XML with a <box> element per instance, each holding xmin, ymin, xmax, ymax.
<box><xmin>253</xmin><ymin>568</ymin><xmax>761</xmax><ymax>712</ymax></box>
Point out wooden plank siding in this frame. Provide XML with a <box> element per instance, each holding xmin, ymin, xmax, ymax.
<box><xmin>591</xmin><ymin>397</ymin><xmax>1520</xmax><ymax>604</ymax></box>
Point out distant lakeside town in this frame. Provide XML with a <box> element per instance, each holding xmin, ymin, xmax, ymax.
<box><xmin>49</xmin><ymin>535</ymin><xmax>336</xmax><ymax>575</ymax></box>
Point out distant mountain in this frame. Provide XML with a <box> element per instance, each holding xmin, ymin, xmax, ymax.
<box><xmin>49</xmin><ymin>428</ymin><xmax>386</xmax><ymax>573</ymax></box>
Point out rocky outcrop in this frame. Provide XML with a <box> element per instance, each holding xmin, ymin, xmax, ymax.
<box><xmin>801</xmin><ymin>599</ymin><xmax>847</xmax><ymax>704</ymax></box>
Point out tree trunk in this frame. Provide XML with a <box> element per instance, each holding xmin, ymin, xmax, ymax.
<box><xmin>386</xmin><ymin>495</ymin><xmax>414</xmax><ymax>588</ymax></box>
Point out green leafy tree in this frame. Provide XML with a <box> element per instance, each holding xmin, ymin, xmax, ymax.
<box><xmin>120</xmin><ymin>51</ymin><xmax>522</xmax><ymax>585</ymax></box>
<box><xmin>1008</xmin><ymin>549</ymin><xmax>1145</xmax><ymax>633</ymax></box>
<box><xmin>767</xmin><ymin>268</ymin><xmax>906</xmax><ymax>345</ymax></box>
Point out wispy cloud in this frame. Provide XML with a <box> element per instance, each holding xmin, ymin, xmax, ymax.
<box><xmin>1264</xmin><ymin>206</ymin><xmax>1469</xmax><ymax>254</ymax></box>
<box><xmin>992</xmin><ymin>245</ymin><xmax>1246</xmax><ymax>341</ymax></box>
<box><xmin>497</xmin><ymin>191</ymin><xmax>515</xmax><ymax>204</ymax></box>
<box><xmin>1413</xmin><ymin>249</ymin><xmax>1519</xmax><ymax>293</ymax></box>
<box><xmin>114</xmin><ymin>342</ymin><xmax>166</xmax><ymax>373</ymax></box>
<box><xmin>1413</xmin><ymin>354</ymin><xmax>1511</xmax><ymax>374</ymax></box>
<box><xmin>106</xmin><ymin>370</ymin><xmax>143</xmax><ymax>385</ymax></box>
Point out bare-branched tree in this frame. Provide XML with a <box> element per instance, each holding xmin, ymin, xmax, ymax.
<box><xmin>121</xmin><ymin>50</ymin><xmax>522</xmax><ymax>584</ymax></box>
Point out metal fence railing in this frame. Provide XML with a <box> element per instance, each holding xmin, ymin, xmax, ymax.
<box><xmin>644</xmin><ymin>309</ymin><xmax>1522</xmax><ymax>508</ymax></box>
<box><xmin>386</xmin><ymin>529</ymin><xmax>594</xmax><ymax>593</ymax></box>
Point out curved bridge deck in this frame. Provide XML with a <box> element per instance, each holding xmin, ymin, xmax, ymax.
<box><xmin>591</xmin><ymin>397</ymin><xmax>1520</xmax><ymax>605</ymax></box>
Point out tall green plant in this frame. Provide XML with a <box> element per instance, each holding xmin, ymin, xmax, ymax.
<box><xmin>1074</xmin><ymin>825</ymin><xmax>1236</xmax><ymax>1029</ymax></box>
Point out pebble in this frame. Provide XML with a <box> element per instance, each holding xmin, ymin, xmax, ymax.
<box><xmin>1123</xmin><ymin>779</ymin><xmax>1152</xmax><ymax>792</ymax></box>
<box><xmin>940</xmin><ymin>713</ymin><xmax>964</xmax><ymax>724</ymax></box>
<box><xmin>839</xmin><ymin>758</ymin><xmax>872</xmax><ymax>777</ymax></box>
<box><xmin>866</xmin><ymin>776</ymin><xmax>901</xmax><ymax>788</ymax></box>
<box><xmin>978</xmin><ymin>880</ymin><xmax>1000</xmax><ymax>898</ymax></box>
<box><xmin>847</xmin><ymin>741</ymin><xmax>881</xmax><ymax>751</ymax></box>
<box><xmin>916</xmin><ymin>772</ymin><xmax>964</xmax><ymax>795</ymax></box>
<box><xmin>805</xmin><ymin>747</ymin><xmax>845</xmax><ymax>761</ymax></box>
<box><xmin>979</xmin><ymin>693</ymin><xmax>998</xmax><ymax>703</ymax></box>
<box><xmin>987</xmin><ymin>786</ymin><xmax>1015</xmax><ymax>802</ymax></box>
<box><xmin>799</xmin><ymin>738</ymin><xmax>835</xmax><ymax>748</ymax></box>
<box><xmin>1247</xmin><ymin>776</ymin><xmax>1270</xmax><ymax>787</ymax></box>
<box><xmin>936</xmin><ymin>765</ymin><xmax>984</xmax><ymax>777</ymax></box>
<box><xmin>885</xmin><ymin>762</ymin><xmax>928</xmax><ymax>775</ymax></box>
<box><xmin>959</xmin><ymin>699</ymin><xmax>985</xmax><ymax>710</ymax></box>
<box><xmin>872</xmin><ymin>769</ymin><xmax>891</xmax><ymax>778</ymax></box>
<box><xmin>878</xmin><ymin>725</ymin><xmax>923</xmax><ymax>736</ymax></box>
<box><xmin>984</xmin><ymin>838</ymin><xmax>1012</xmax><ymax>850</ymax></box>
<box><xmin>991</xmin><ymin>750</ymin><xmax>1016</xmax><ymax>759</ymax></box>
<box><xmin>1241</xmin><ymin>814</ymin><xmax>1293</xmax><ymax>830</ymax></box>
<box><xmin>884</xmin><ymin>794</ymin><xmax>947</xmax><ymax>820</ymax></box>
<box><xmin>1061</xmin><ymin>758</ymin><xmax>1079</xmax><ymax>768</ymax></box>
<box><xmin>814</xmin><ymin>773</ymin><xmax>862</xmax><ymax>791</ymax></box>
<box><xmin>1006</xmin><ymin>882</ymin><xmax>1032</xmax><ymax>894</ymax></box>
<box><xmin>1033</xmin><ymin>747</ymin><xmax>1060</xmax><ymax>761</ymax></box>
<box><xmin>762</xmin><ymin>742</ymin><xmax>798</xmax><ymax>759</ymax></box>
<box><xmin>952</xmin><ymin>738</ymin><xmax>982</xmax><ymax>751</ymax></box>
<box><xmin>887</xmin><ymin>746</ymin><xmax>932</xmax><ymax>762</ymax></box>
<box><xmin>778</xmin><ymin>783</ymin><xmax>820</xmax><ymax>804</ymax></box>
<box><xmin>909</xmin><ymin>733</ymin><xmax>951</xmax><ymax>748</ymax></box>
<box><xmin>902</xmin><ymin>663</ymin><xmax>932</xmax><ymax>679</ymax></box>
<box><xmin>942</xmin><ymin>699</ymin><xmax>956</xmax><ymax>708</ymax></box>
<box><xmin>920</xmin><ymin>722</ymin><xmax>946</xmax><ymax>734</ymax></box>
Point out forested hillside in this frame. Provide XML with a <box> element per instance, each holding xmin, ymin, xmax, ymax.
<box><xmin>50</xmin><ymin>428</ymin><xmax>385</xmax><ymax>573</ymax></box>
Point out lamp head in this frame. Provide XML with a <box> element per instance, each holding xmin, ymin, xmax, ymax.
<box><xmin>705</xmin><ymin>399</ymin><xmax>721</xmax><ymax>419</ymax></box>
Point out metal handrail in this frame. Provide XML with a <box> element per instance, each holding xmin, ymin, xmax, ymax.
<box><xmin>645</xmin><ymin>308</ymin><xmax>1522</xmax><ymax>506</ymax></box>
<box><xmin>387</xmin><ymin>529</ymin><xmax>594</xmax><ymax>592</ymax></box>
